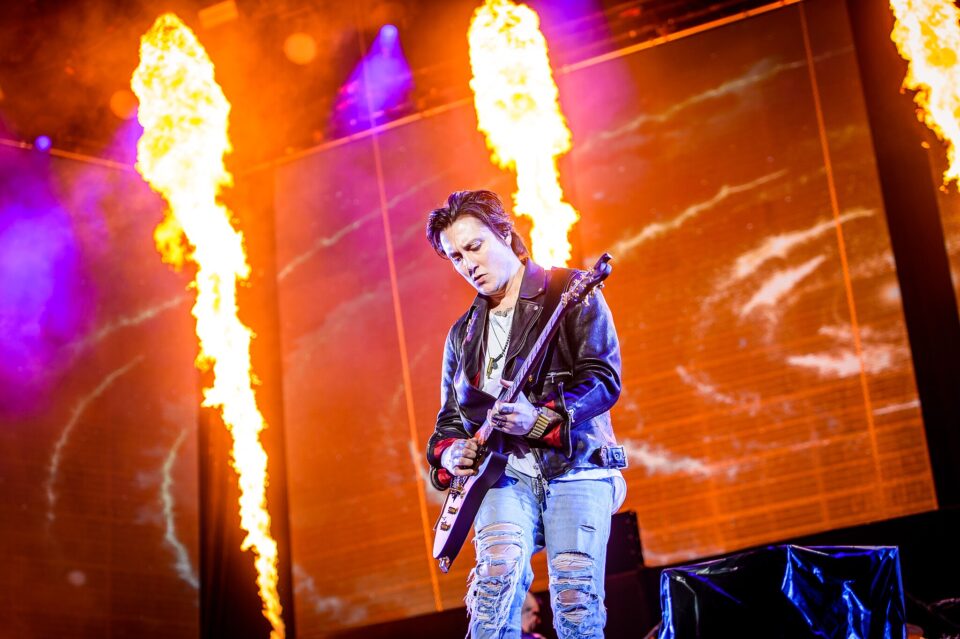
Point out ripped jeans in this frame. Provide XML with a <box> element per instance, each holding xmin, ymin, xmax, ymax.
<box><xmin>467</xmin><ymin>470</ymin><xmax>614</xmax><ymax>638</ymax></box>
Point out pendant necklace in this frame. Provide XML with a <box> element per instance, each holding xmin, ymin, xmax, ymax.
<box><xmin>486</xmin><ymin>312</ymin><xmax>512</xmax><ymax>377</ymax></box>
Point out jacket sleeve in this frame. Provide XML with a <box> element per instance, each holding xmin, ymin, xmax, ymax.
<box><xmin>426</xmin><ymin>319</ymin><xmax>471</xmax><ymax>488</ymax></box>
<box><xmin>537</xmin><ymin>287</ymin><xmax>621</xmax><ymax>456</ymax></box>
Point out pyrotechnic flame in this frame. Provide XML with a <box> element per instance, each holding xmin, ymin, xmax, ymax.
<box><xmin>131</xmin><ymin>14</ymin><xmax>284</xmax><ymax>638</ymax></box>
<box><xmin>468</xmin><ymin>0</ymin><xmax>578</xmax><ymax>267</ymax></box>
<box><xmin>890</xmin><ymin>0</ymin><xmax>960</xmax><ymax>188</ymax></box>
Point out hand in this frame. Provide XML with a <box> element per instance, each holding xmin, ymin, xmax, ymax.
<box><xmin>487</xmin><ymin>380</ymin><xmax>538</xmax><ymax>436</ymax></box>
<box><xmin>442</xmin><ymin>438</ymin><xmax>479</xmax><ymax>476</ymax></box>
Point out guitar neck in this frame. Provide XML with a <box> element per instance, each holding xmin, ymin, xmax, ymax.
<box><xmin>501</xmin><ymin>300</ymin><xmax>567</xmax><ymax>403</ymax></box>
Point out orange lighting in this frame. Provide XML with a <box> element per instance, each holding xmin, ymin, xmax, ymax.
<box><xmin>468</xmin><ymin>0</ymin><xmax>578</xmax><ymax>267</ymax></box>
<box><xmin>890</xmin><ymin>0</ymin><xmax>960</xmax><ymax>188</ymax></box>
<box><xmin>284</xmin><ymin>32</ymin><xmax>318</xmax><ymax>65</ymax></box>
<box><xmin>131</xmin><ymin>14</ymin><xmax>285</xmax><ymax>639</ymax></box>
<box><xmin>109</xmin><ymin>89</ymin><xmax>139</xmax><ymax>120</ymax></box>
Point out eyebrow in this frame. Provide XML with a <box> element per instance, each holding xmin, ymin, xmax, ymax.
<box><xmin>446</xmin><ymin>237</ymin><xmax>482</xmax><ymax>259</ymax></box>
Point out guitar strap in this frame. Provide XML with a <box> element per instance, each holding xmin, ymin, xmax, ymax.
<box><xmin>522</xmin><ymin>266</ymin><xmax>576</xmax><ymax>389</ymax></box>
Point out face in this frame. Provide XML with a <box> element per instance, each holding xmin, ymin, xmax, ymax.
<box><xmin>439</xmin><ymin>215</ymin><xmax>520</xmax><ymax>297</ymax></box>
<box><xmin>521</xmin><ymin>591</ymin><xmax>540</xmax><ymax>633</ymax></box>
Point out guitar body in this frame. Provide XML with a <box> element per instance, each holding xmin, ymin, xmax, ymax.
<box><xmin>433</xmin><ymin>442</ymin><xmax>508</xmax><ymax>573</ymax></box>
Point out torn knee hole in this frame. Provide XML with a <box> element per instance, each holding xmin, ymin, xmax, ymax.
<box><xmin>558</xmin><ymin>588</ymin><xmax>591</xmax><ymax>606</ymax></box>
<box><xmin>551</xmin><ymin>551</ymin><xmax>594</xmax><ymax>572</ymax></box>
<box><xmin>482</xmin><ymin>543</ymin><xmax>521</xmax><ymax>560</ymax></box>
<box><xmin>477</xmin><ymin>547</ymin><xmax>521</xmax><ymax>577</ymax></box>
<box><xmin>475</xmin><ymin>522</ymin><xmax>524</xmax><ymax>578</ymax></box>
<box><xmin>480</xmin><ymin>522</ymin><xmax>520</xmax><ymax>534</ymax></box>
<box><xmin>466</xmin><ymin>524</ymin><xmax>527</xmax><ymax>634</ymax></box>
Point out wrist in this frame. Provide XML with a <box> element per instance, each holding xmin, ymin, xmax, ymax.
<box><xmin>526</xmin><ymin>406</ymin><xmax>551</xmax><ymax>439</ymax></box>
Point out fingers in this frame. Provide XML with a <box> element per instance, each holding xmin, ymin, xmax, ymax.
<box><xmin>492</xmin><ymin>401</ymin><xmax>514</xmax><ymax>417</ymax></box>
<box><xmin>492</xmin><ymin>402</ymin><xmax>517</xmax><ymax>427</ymax></box>
<box><xmin>489</xmin><ymin>400</ymin><xmax>536</xmax><ymax>435</ymax></box>
<box><xmin>449</xmin><ymin>439</ymin><xmax>479</xmax><ymax>473</ymax></box>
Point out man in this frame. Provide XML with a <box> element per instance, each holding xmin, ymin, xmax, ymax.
<box><xmin>521</xmin><ymin>591</ymin><xmax>546</xmax><ymax>639</ymax></box>
<box><xmin>424</xmin><ymin>190</ymin><xmax>628</xmax><ymax>638</ymax></box>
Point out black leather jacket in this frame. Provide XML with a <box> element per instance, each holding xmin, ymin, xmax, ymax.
<box><xmin>426</xmin><ymin>260</ymin><xmax>623</xmax><ymax>488</ymax></box>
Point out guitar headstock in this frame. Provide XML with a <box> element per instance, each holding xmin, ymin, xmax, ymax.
<box><xmin>561</xmin><ymin>253</ymin><xmax>613</xmax><ymax>307</ymax></box>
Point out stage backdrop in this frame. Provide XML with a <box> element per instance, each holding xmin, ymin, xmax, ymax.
<box><xmin>267</xmin><ymin>0</ymin><xmax>939</xmax><ymax>635</ymax></box>
<box><xmin>0</xmin><ymin>142</ymin><xmax>202</xmax><ymax>637</ymax></box>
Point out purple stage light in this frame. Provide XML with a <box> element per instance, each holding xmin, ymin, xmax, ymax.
<box><xmin>0</xmin><ymin>146</ymin><xmax>94</xmax><ymax>416</ymax></box>
<box><xmin>379</xmin><ymin>24</ymin><xmax>399</xmax><ymax>46</ymax></box>
<box><xmin>34</xmin><ymin>135</ymin><xmax>52</xmax><ymax>152</ymax></box>
<box><xmin>332</xmin><ymin>24</ymin><xmax>413</xmax><ymax>134</ymax></box>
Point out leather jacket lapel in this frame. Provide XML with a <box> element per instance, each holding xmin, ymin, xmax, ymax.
<box><xmin>460</xmin><ymin>299</ymin><xmax>486</xmax><ymax>386</ymax></box>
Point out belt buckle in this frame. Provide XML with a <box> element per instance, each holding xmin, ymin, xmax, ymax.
<box><xmin>600</xmin><ymin>445</ymin><xmax>628</xmax><ymax>469</ymax></box>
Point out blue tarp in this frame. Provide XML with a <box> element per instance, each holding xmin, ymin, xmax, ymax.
<box><xmin>659</xmin><ymin>545</ymin><xmax>905</xmax><ymax>639</ymax></box>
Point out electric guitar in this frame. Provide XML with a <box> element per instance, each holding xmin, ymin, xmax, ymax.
<box><xmin>433</xmin><ymin>253</ymin><xmax>614</xmax><ymax>573</ymax></box>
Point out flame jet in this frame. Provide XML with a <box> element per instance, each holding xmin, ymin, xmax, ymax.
<box><xmin>468</xmin><ymin>0</ymin><xmax>578</xmax><ymax>267</ymax></box>
<box><xmin>131</xmin><ymin>14</ymin><xmax>284</xmax><ymax>638</ymax></box>
<box><xmin>890</xmin><ymin>0</ymin><xmax>960</xmax><ymax>188</ymax></box>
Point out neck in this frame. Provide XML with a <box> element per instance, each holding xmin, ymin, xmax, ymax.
<box><xmin>488</xmin><ymin>260</ymin><xmax>524</xmax><ymax>309</ymax></box>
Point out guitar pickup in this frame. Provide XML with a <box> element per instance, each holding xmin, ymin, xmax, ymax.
<box><xmin>439</xmin><ymin>520</ymin><xmax>451</xmax><ymax>531</ymax></box>
<box><xmin>447</xmin><ymin>506</ymin><xmax>458</xmax><ymax>515</ymax></box>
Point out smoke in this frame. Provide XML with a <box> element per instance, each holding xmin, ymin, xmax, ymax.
<box><xmin>161</xmin><ymin>426</ymin><xmax>200</xmax><ymax>589</ymax></box>
<box><xmin>731</xmin><ymin>208</ymin><xmax>874</xmax><ymax>281</ymax></box>
<box><xmin>675</xmin><ymin>365</ymin><xmax>760</xmax><ymax>416</ymax></box>
<box><xmin>620</xmin><ymin>438</ymin><xmax>734</xmax><ymax>479</ymax></box>
<box><xmin>609</xmin><ymin>170</ymin><xmax>787</xmax><ymax>259</ymax></box>
<box><xmin>45</xmin><ymin>356</ymin><xmax>143</xmax><ymax>525</ymax></box>
<box><xmin>738</xmin><ymin>256</ymin><xmax>827</xmax><ymax>318</ymax></box>
<box><xmin>0</xmin><ymin>147</ymin><xmax>97</xmax><ymax>416</ymax></box>
<box><xmin>294</xmin><ymin>564</ymin><xmax>367</xmax><ymax>624</ymax></box>
<box><xmin>68</xmin><ymin>294</ymin><xmax>188</xmax><ymax>355</ymax></box>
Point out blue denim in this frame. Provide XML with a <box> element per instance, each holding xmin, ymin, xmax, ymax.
<box><xmin>467</xmin><ymin>470</ymin><xmax>614</xmax><ymax>638</ymax></box>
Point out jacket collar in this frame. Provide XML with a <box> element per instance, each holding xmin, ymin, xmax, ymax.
<box><xmin>518</xmin><ymin>259</ymin><xmax>548</xmax><ymax>300</ymax></box>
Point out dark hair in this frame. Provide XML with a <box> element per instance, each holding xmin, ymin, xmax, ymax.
<box><xmin>426</xmin><ymin>190</ymin><xmax>529</xmax><ymax>261</ymax></box>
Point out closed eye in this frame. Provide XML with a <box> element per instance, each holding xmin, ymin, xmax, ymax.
<box><xmin>449</xmin><ymin>239</ymin><xmax>481</xmax><ymax>263</ymax></box>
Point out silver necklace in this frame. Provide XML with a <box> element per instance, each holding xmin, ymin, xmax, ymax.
<box><xmin>486</xmin><ymin>310</ymin><xmax>512</xmax><ymax>377</ymax></box>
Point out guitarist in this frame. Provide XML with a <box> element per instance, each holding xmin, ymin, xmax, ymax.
<box><xmin>425</xmin><ymin>190</ymin><xmax>628</xmax><ymax>638</ymax></box>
